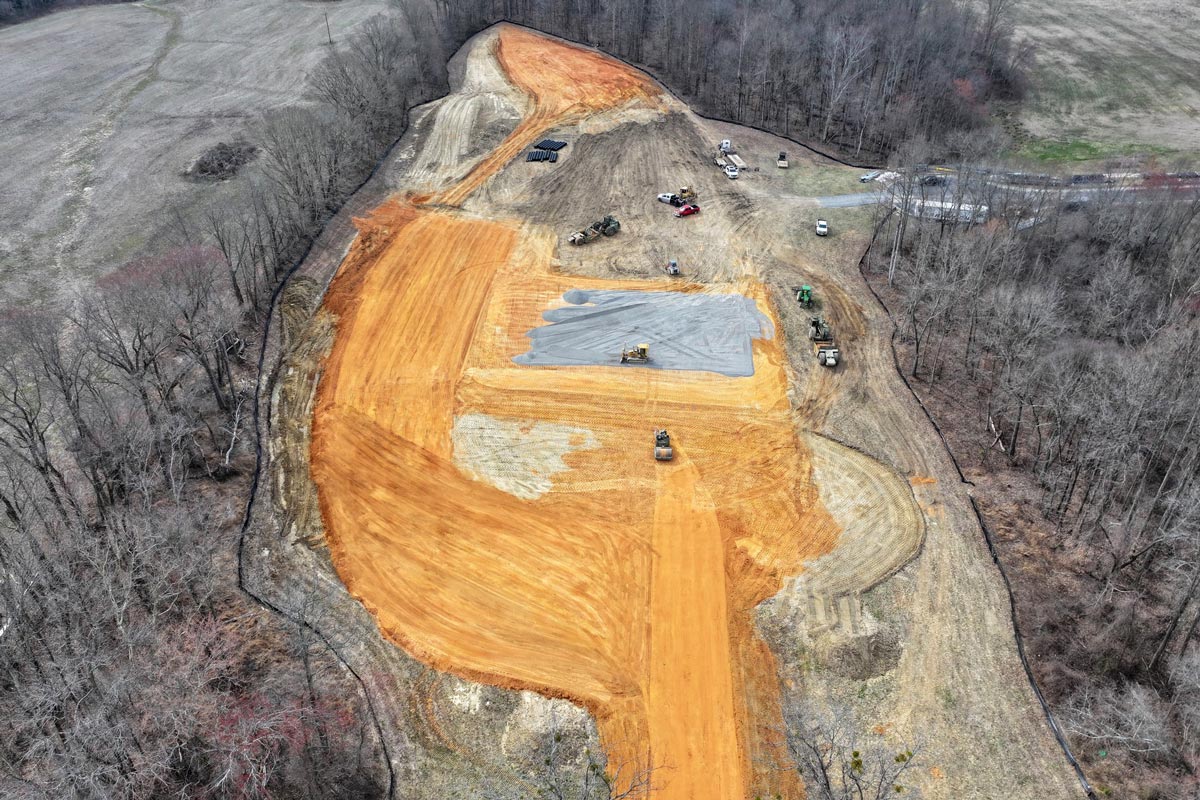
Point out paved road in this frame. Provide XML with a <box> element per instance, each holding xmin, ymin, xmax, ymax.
<box><xmin>815</xmin><ymin>191</ymin><xmax>880</xmax><ymax>208</ymax></box>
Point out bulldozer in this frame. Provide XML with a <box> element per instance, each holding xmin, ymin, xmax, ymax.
<box><xmin>621</xmin><ymin>343</ymin><xmax>650</xmax><ymax>364</ymax></box>
<box><xmin>654</xmin><ymin>429</ymin><xmax>674</xmax><ymax>461</ymax></box>
<box><xmin>569</xmin><ymin>215</ymin><xmax>621</xmax><ymax>245</ymax></box>
<box><xmin>679</xmin><ymin>186</ymin><xmax>696</xmax><ymax>202</ymax></box>
<box><xmin>796</xmin><ymin>285</ymin><xmax>814</xmax><ymax>309</ymax></box>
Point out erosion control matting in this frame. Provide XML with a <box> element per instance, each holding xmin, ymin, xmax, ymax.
<box><xmin>513</xmin><ymin>288</ymin><xmax>773</xmax><ymax>376</ymax></box>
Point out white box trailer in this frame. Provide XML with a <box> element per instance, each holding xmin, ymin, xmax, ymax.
<box><xmin>729</xmin><ymin>153</ymin><xmax>747</xmax><ymax>169</ymax></box>
<box><xmin>902</xmin><ymin>198</ymin><xmax>989</xmax><ymax>224</ymax></box>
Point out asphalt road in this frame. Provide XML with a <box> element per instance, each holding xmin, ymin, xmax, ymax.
<box><xmin>815</xmin><ymin>191</ymin><xmax>880</xmax><ymax>207</ymax></box>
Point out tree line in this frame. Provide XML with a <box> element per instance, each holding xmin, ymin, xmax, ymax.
<box><xmin>872</xmin><ymin>176</ymin><xmax>1200</xmax><ymax>796</ymax></box>
<box><xmin>445</xmin><ymin>0</ymin><xmax>1024</xmax><ymax>159</ymax></box>
<box><xmin>0</xmin><ymin>7</ymin><xmax>451</xmax><ymax>796</ymax></box>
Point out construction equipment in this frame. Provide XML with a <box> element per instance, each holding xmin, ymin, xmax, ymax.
<box><xmin>569</xmin><ymin>215</ymin><xmax>621</xmax><ymax>245</ymax></box>
<box><xmin>665</xmin><ymin>259</ymin><xmax>681</xmax><ymax>276</ymax></box>
<box><xmin>809</xmin><ymin>317</ymin><xmax>840</xmax><ymax>367</ymax></box>
<box><xmin>809</xmin><ymin>316</ymin><xmax>833</xmax><ymax>343</ymax></box>
<box><xmin>816</xmin><ymin>344</ymin><xmax>841</xmax><ymax>368</ymax></box>
<box><xmin>679</xmin><ymin>186</ymin><xmax>696</xmax><ymax>201</ymax></box>
<box><xmin>796</xmin><ymin>285</ymin><xmax>814</xmax><ymax>308</ymax></box>
<box><xmin>654</xmin><ymin>429</ymin><xmax>674</xmax><ymax>461</ymax></box>
<box><xmin>621</xmin><ymin>343</ymin><xmax>650</xmax><ymax>364</ymax></box>
<box><xmin>777</xmin><ymin>151</ymin><xmax>789</xmax><ymax>168</ymax></box>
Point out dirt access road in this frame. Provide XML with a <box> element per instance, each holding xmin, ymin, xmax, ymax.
<box><xmin>305</xmin><ymin>23</ymin><xmax>1083</xmax><ymax>800</ymax></box>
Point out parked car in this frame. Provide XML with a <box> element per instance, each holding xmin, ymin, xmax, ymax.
<box><xmin>859</xmin><ymin>170</ymin><xmax>881</xmax><ymax>183</ymax></box>
<box><xmin>656</xmin><ymin>192</ymin><xmax>683</xmax><ymax>206</ymax></box>
<box><xmin>675</xmin><ymin>203</ymin><xmax>701</xmax><ymax>217</ymax></box>
<box><xmin>919</xmin><ymin>174</ymin><xmax>947</xmax><ymax>186</ymax></box>
<box><xmin>724</xmin><ymin>164</ymin><xmax>739</xmax><ymax>179</ymax></box>
<box><xmin>815</xmin><ymin>218</ymin><xmax>829</xmax><ymax>236</ymax></box>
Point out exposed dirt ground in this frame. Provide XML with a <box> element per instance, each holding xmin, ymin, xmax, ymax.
<box><xmin>0</xmin><ymin>0</ymin><xmax>391</xmax><ymax>304</ymax></box>
<box><xmin>1013</xmin><ymin>0</ymin><xmax>1200</xmax><ymax>153</ymax></box>
<box><xmin>283</xmin><ymin>23</ymin><xmax>1086</xmax><ymax>800</ymax></box>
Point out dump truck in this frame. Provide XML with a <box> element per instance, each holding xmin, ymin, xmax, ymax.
<box><xmin>569</xmin><ymin>215</ymin><xmax>620</xmax><ymax>245</ymax></box>
<box><xmin>777</xmin><ymin>151</ymin><xmax>789</xmax><ymax>168</ymax></box>
<box><xmin>654</xmin><ymin>429</ymin><xmax>674</xmax><ymax>461</ymax></box>
<box><xmin>809</xmin><ymin>317</ymin><xmax>840</xmax><ymax>367</ymax></box>
<box><xmin>621</xmin><ymin>343</ymin><xmax>650</xmax><ymax>364</ymax></box>
<box><xmin>796</xmin><ymin>285</ymin><xmax>814</xmax><ymax>308</ymax></box>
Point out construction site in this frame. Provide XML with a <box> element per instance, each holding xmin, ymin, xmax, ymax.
<box><xmin>273</xmin><ymin>23</ymin><xmax>1090</xmax><ymax>800</ymax></box>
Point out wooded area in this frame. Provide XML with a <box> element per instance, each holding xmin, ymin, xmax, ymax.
<box><xmin>0</xmin><ymin>7</ymin><xmax>450</xmax><ymax>795</ymax></box>
<box><xmin>445</xmin><ymin>0</ymin><xmax>1023</xmax><ymax>158</ymax></box>
<box><xmin>872</xmin><ymin>179</ymin><xmax>1200</xmax><ymax>795</ymax></box>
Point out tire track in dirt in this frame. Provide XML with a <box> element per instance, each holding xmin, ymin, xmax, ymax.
<box><xmin>307</xmin><ymin>25</ymin><xmax>947</xmax><ymax>800</ymax></box>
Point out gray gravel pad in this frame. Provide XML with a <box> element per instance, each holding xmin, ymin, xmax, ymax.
<box><xmin>513</xmin><ymin>288</ymin><xmax>773</xmax><ymax>377</ymax></box>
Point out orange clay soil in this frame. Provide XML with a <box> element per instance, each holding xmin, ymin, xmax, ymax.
<box><xmin>426</xmin><ymin>25</ymin><xmax>663</xmax><ymax>208</ymax></box>
<box><xmin>311</xmin><ymin>28</ymin><xmax>838</xmax><ymax>800</ymax></box>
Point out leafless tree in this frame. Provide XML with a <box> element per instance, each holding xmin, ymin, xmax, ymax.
<box><xmin>782</xmin><ymin>699</ymin><xmax>922</xmax><ymax>800</ymax></box>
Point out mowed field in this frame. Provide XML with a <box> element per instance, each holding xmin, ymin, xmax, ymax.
<box><xmin>1014</xmin><ymin>0</ymin><xmax>1200</xmax><ymax>155</ymax></box>
<box><xmin>311</xmin><ymin>28</ymin><xmax>837</xmax><ymax>799</ymax></box>
<box><xmin>0</xmin><ymin>0</ymin><xmax>390</xmax><ymax>305</ymax></box>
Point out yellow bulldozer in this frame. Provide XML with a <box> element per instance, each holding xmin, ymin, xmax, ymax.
<box><xmin>621</xmin><ymin>343</ymin><xmax>650</xmax><ymax>364</ymax></box>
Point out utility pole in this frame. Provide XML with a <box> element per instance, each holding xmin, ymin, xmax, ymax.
<box><xmin>324</xmin><ymin>11</ymin><xmax>333</xmax><ymax>46</ymax></box>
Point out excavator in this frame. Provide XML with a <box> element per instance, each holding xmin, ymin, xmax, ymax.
<box><xmin>621</xmin><ymin>343</ymin><xmax>650</xmax><ymax>364</ymax></box>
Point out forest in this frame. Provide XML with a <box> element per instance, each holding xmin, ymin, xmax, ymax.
<box><xmin>871</xmin><ymin>175</ymin><xmax>1200</xmax><ymax>795</ymax></box>
<box><xmin>0</xmin><ymin>7</ymin><xmax>450</xmax><ymax>796</ymax></box>
<box><xmin>446</xmin><ymin>0</ymin><xmax>1023</xmax><ymax>158</ymax></box>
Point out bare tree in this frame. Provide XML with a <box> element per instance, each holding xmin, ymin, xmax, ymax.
<box><xmin>782</xmin><ymin>700</ymin><xmax>922</xmax><ymax>800</ymax></box>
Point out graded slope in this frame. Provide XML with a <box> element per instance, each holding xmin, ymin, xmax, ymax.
<box><xmin>428</xmin><ymin>26</ymin><xmax>662</xmax><ymax>207</ymax></box>
<box><xmin>311</xmin><ymin>25</ymin><xmax>839</xmax><ymax>800</ymax></box>
<box><xmin>313</xmin><ymin>203</ymin><xmax>837</xmax><ymax>798</ymax></box>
